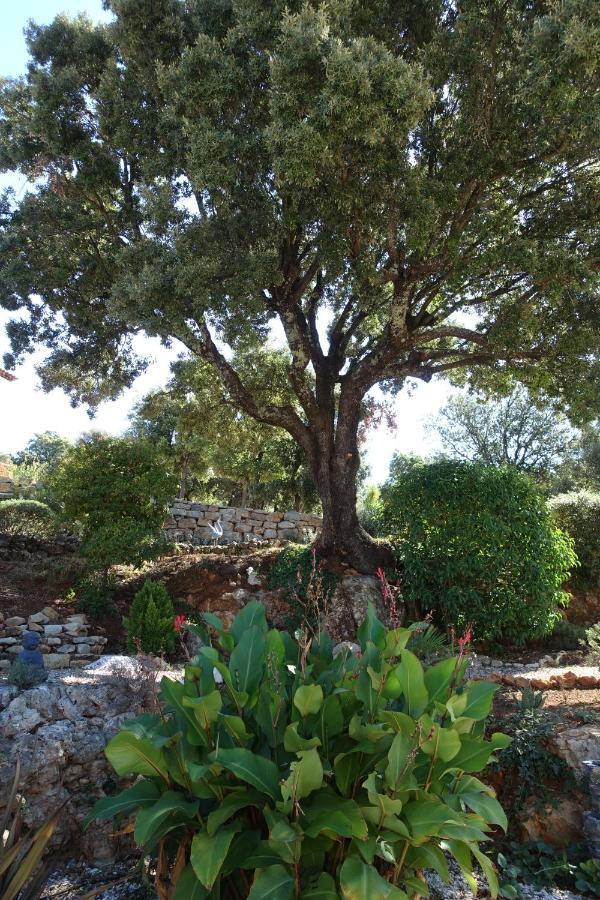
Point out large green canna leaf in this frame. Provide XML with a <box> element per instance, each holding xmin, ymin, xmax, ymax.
<box><xmin>294</xmin><ymin>684</ymin><xmax>324</xmax><ymax>716</ymax></box>
<box><xmin>357</xmin><ymin>601</ymin><xmax>386</xmax><ymax>651</ymax></box>
<box><xmin>420</xmin><ymin>724</ymin><xmax>461</xmax><ymax>762</ymax></box>
<box><xmin>385</xmin><ymin>732</ymin><xmax>414</xmax><ymax>791</ymax></box>
<box><xmin>395</xmin><ymin>651</ymin><xmax>429</xmax><ymax>718</ymax></box>
<box><xmin>207</xmin><ymin>790</ymin><xmax>264</xmax><ymax>834</ymax></box>
<box><xmin>239</xmin><ymin>842</ymin><xmax>287</xmax><ymax>869</ymax></box>
<box><xmin>405</xmin><ymin>843</ymin><xmax>450</xmax><ymax>883</ymax></box>
<box><xmin>282</xmin><ymin>748</ymin><xmax>323</xmax><ymax>803</ymax></box>
<box><xmin>284</xmin><ymin>722</ymin><xmax>322</xmax><ymax>751</ymax></box>
<box><xmin>191</xmin><ymin>825</ymin><xmax>240</xmax><ymax>889</ymax></box>
<box><xmin>210</xmin><ymin>747</ymin><xmax>281</xmax><ymax>799</ymax></box>
<box><xmin>229</xmin><ymin>625</ymin><xmax>266</xmax><ymax>695</ymax></box>
<box><xmin>86</xmin><ymin>779</ymin><xmax>160</xmax><ymax>825</ymax></box>
<box><xmin>230</xmin><ymin>601</ymin><xmax>268</xmax><ymax>642</ymax></box>
<box><xmin>133</xmin><ymin>790</ymin><xmax>199</xmax><ymax>845</ymax></box>
<box><xmin>247</xmin><ymin>863</ymin><xmax>295</xmax><ymax>899</ymax></box>
<box><xmin>316</xmin><ymin>694</ymin><xmax>344</xmax><ymax>748</ymax></box>
<box><xmin>301</xmin><ymin>872</ymin><xmax>339</xmax><ymax>898</ymax></box>
<box><xmin>460</xmin><ymin>792</ymin><xmax>508</xmax><ymax>831</ymax></box>
<box><xmin>183</xmin><ymin>689</ymin><xmax>223</xmax><ymax>729</ymax></box>
<box><xmin>159</xmin><ymin>677</ymin><xmax>207</xmax><ymax>745</ymax></box>
<box><xmin>447</xmin><ymin>681</ymin><xmax>498</xmax><ymax>721</ymax></box>
<box><xmin>105</xmin><ymin>731</ymin><xmax>168</xmax><ymax>779</ymax></box>
<box><xmin>472</xmin><ymin>846</ymin><xmax>499</xmax><ymax>899</ymax></box>
<box><xmin>172</xmin><ymin>863</ymin><xmax>209</xmax><ymax>899</ymax></box>
<box><xmin>402</xmin><ymin>797</ymin><xmax>458</xmax><ymax>843</ymax></box>
<box><xmin>444</xmin><ymin>736</ymin><xmax>497</xmax><ymax>773</ymax></box>
<box><xmin>424</xmin><ymin>656</ymin><xmax>465</xmax><ymax>704</ymax></box>
<box><xmin>340</xmin><ymin>857</ymin><xmax>407</xmax><ymax>899</ymax></box>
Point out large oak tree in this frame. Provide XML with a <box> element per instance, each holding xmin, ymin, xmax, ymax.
<box><xmin>1</xmin><ymin>0</ymin><xmax>599</xmax><ymax>570</ymax></box>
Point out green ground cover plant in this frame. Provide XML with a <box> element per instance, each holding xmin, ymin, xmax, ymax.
<box><xmin>88</xmin><ymin>600</ymin><xmax>509</xmax><ymax>899</ymax></box>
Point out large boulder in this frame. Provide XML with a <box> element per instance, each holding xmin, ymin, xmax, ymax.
<box><xmin>324</xmin><ymin>575</ymin><xmax>403</xmax><ymax>642</ymax></box>
<box><xmin>0</xmin><ymin>662</ymin><xmax>164</xmax><ymax>862</ymax></box>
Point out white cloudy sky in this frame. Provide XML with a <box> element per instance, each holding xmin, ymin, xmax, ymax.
<box><xmin>0</xmin><ymin>0</ymin><xmax>450</xmax><ymax>482</ymax></box>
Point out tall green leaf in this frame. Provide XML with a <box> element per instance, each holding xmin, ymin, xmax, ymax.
<box><xmin>210</xmin><ymin>747</ymin><xmax>281</xmax><ymax>800</ymax></box>
<box><xmin>247</xmin><ymin>864</ymin><xmax>295</xmax><ymax>899</ymax></box>
<box><xmin>229</xmin><ymin>625</ymin><xmax>266</xmax><ymax>695</ymax></box>
<box><xmin>191</xmin><ymin>825</ymin><xmax>240</xmax><ymax>889</ymax></box>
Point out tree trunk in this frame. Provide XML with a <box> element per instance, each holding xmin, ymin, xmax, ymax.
<box><xmin>312</xmin><ymin>405</ymin><xmax>393</xmax><ymax>573</ymax></box>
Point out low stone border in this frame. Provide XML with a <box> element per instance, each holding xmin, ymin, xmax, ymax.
<box><xmin>0</xmin><ymin>608</ymin><xmax>108</xmax><ymax>671</ymax></box>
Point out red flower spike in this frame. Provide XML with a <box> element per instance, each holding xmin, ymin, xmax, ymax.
<box><xmin>174</xmin><ymin>614</ymin><xmax>186</xmax><ymax>634</ymax></box>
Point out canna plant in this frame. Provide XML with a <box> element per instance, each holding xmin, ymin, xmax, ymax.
<box><xmin>87</xmin><ymin>601</ymin><xmax>510</xmax><ymax>899</ymax></box>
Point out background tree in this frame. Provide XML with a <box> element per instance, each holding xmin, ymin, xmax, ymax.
<box><xmin>1</xmin><ymin>0</ymin><xmax>598</xmax><ymax>570</ymax></box>
<box><xmin>550</xmin><ymin>422</ymin><xmax>600</xmax><ymax>493</ymax></box>
<box><xmin>49</xmin><ymin>434</ymin><xmax>176</xmax><ymax>579</ymax></box>
<box><xmin>10</xmin><ymin>431</ymin><xmax>71</xmax><ymax>500</ymax></box>
<box><xmin>429</xmin><ymin>387</ymin><xmax>574</xmax><ymax>477</ymax></box>
<box><xmin>131</xmin><ymin>356</ymin><xmax>320</xmax><ymax>511</ymax></box>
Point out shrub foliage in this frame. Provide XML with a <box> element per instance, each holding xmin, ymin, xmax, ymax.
<box><xmin>0</xmin><ymin>498</ymin><xmax>58</xmax><ymax>539</ymax></box>
<box><xmin>49</xmin><ymin>436</ymin><xmax>176</xmax><ymax>573</ymax></box>
<box><xmin>89</xmin><ymin>600</ymin><xmax>509</xmax><ymax>898</ymax></box>
<box><xmin>124</xmin><ymin>580</ymin><xmax>176</xmax><ymax>655</ymax></box>
<box><xmin>379</xmin><ymin>460</ymin><xmax>575</xmax><ymax>644</ymax></box>
<box><xmin>549</xmin><ymin>491</ymin><xmax>600</xmax><ymax>588</ymax></box>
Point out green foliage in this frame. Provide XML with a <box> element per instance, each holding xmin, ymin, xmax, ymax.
<box><xmin>541</xmin><ymin>619</ymin><xmax>587</xmax><ymax>650</ymax></box>
<box><xmin>583</xmin><ymin>622</ymin><xmax>600</xmax><ymax>665</ymax></box>
<box><xmin>0</xmin><ymin>498</ymin><xmax>58</xmax><ymax>539</ymax></box>
<box><xmin>379</xmin><ymin>459</ymin><xmax>576</xmax><ymax>644</ymax></box>
<box><xmin>77</xmin><ymin>572</ymin><xmax>116</xmax><ymax>618</ymax></box>
<box><xmin>549</xmin><ymin>491</ymin><xmax>600</xmax><ymax>588</ymax></box>
<box><xmin>267</xmin><ymin>545</ymin><xmax>338</xmax><ymax>632</ymax></box>
<box><xmin>489</xmin><ymin>707</ymin><xmax>574</xmax><ymax>826</ymax></box>
<box><xmin>48</xmin><ymin>435</ymin><xmax>176</xmax><ymax>573</ymax></box>
<box><xmin>575</xmin><ymin>859</ymin><xmax>600</xmax><ymax>896</ymax></box>
<box><xmin>406</xmin><ymin>623</ymin><xmax>451</xmax><ymax>663</ymax></box>
<box><xmin>0</xmin><ymin>758</ymin><xmax>59</xmax><ymax>900</ymax></box>
<box><xmin>88</xmin><ymin>599</ymin><xmax>509</xmax><ymax>898</ymax></box>
<box><xmin>497</xmin><ymin>841</ymin><xmax>600</xmax><ymax>898</ymax></box>
<box><xmin>123</xmin><ymin>580</ymin><xmax>176</xmax><ymax>656</ymax></box>
<box><xmin>6</xmin><ymin>659</ymin><xmax>48</xmax><ymax>690</ymax></box>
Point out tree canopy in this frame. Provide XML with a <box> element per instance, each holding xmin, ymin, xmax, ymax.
<box><xmin>1</xmin><ymin>0</ymin><xmax>598</xmax><ymax>568</ymax></box>
<box><xmin>429</xmin><ymin>386</ymin><xmax>574</xmax><ymax>475</ymax></box>
<box><xmin>130</xmin><ymin>356</ymin><xmax>319</xmax><ymax>510</ymax></box>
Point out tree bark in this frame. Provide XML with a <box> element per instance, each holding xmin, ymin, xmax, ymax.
<box><xmin>310</xmin><ymin>389</ymin><xmax>393</xmax><ymax>573</ymax></box>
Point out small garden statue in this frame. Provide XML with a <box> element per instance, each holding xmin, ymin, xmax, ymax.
<box><xmin>17</xmin><ymin>632</ymin><xmax>47</xmax><ymax>677</ymax></box>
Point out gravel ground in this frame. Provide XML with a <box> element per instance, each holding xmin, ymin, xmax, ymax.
<box><xmin>40</xmin><ymin>859</ymin><xmax>585</xmax><ymax>899</ymax></box>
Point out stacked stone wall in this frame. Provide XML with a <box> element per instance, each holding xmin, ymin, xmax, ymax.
<box><xmin>0</xmin><ymin>608</ymin><xmax>108</xmax><ymax>672</ymax></box>
<box><xmin>165</xmin><ymin>500</ymin><xmax>322</xmax><ymax>545</ymax></box>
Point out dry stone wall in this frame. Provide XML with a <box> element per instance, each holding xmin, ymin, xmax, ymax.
<box><xmin>0</xmin><ymin>608</ymin><xmax>108</xmax><ymax>672</ymax></box>
<box><xmin>165</xmin><ymin>500</ymin><xmax>322</xmax><ymax>545</ymax></box>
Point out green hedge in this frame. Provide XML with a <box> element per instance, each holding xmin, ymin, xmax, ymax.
<box><xmin>0</xmin><ymin>498</ymin><xmax>58</xmax><ymax>539</ymax></box>
<box><xmin>549</xmin><ymin>491</ymin><xmax>600</xmax><ymax>588</ymax></box>
<box><xmin>379</xmin><ymin>460</ymin><xmax>576</xmax><ymax>644</ymax></box>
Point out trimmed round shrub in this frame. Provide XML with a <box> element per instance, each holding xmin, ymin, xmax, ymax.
<box><xmin>0</xmin><ymin>498</ymin><xmax>58</xmax><ymax>539</ymax></box>
<box><xmin>379</xmin><ymin>460</ymin><xmax>576</xmax><ymax>644</ymax></box>
<box><xmin>549</xmin><ymin>491</ymin><xmax>600</xmax><ymax>588</ymax></box>
<box><xmin>124</xmin><ymin>580</ymin><xmax>176</xmax><ymax>655</ymax></box>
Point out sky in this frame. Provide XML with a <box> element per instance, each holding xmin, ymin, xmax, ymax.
<box><xmin>0</xmin><ymin>0</ymin><xmax>450</xmax><ymax>483</ymax></box>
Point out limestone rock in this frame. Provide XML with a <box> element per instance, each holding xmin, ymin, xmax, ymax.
<box><xmin>550</xmin><ymin>725</ymin><xmax>600</xmax><ymax>776</ymax></box>
<box><xmin>521</xmin><ymin>797</ymin><xmax>584</xmax><ymax>848</ymax></box>
<box><xmin>5</xmin><ymin>616</ymin><xmax>26</xmax><ymax>627</ymax></box>
<box><xmin>324</xmin><ymin>575</ymin><xmax>402</xmax><ymax>642</ymax></box>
